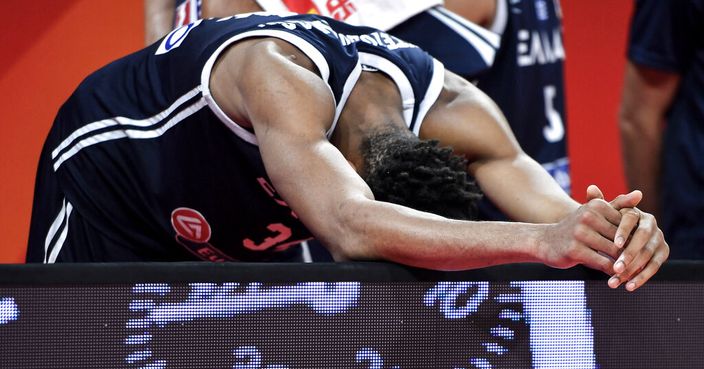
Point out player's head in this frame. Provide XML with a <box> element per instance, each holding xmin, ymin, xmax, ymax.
<box><xmin>359</xmin><ymin>127</ymin><xmax>482</xmax><ymax>220</ymax></box>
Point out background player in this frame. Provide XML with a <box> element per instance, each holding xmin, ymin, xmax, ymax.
<box><xmin>619</xmin><ymin>0</ymin><xmax>704</xmax><ymax>259</ymax></box>
<box><xmin>444</xmin><ymin>0</ymin><xmax>570</xmax><ymax>218</ymax></box>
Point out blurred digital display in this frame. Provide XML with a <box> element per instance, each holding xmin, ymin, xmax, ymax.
<box><xmin>0</xmin><ymin>281</ymin><xmax>702</xmax><ymax>368</ymax></box>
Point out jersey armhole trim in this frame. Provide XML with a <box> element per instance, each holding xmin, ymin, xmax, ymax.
<box><xmin>200</xmin><ymin>29</ymin><xmax>335</xmax><ymax>146</ymax></box>
<box><xmin>413</xmin><ymin>59</ymin><xmax>445</xmax><ymax>136</ymax></box>
<box><xmin>358</xmin><ymin>52</ymin><xmax>416</xmax><ymax>130</ymax></box>
<box><xmin>488</xmin><ymin>0</ymin><xmax>509</xmax><ymax>36</ymax></box>
<box><xmin>327</xmin><ymin>63</ymin><xmax>362</xmax><ymax>139</ymax></box>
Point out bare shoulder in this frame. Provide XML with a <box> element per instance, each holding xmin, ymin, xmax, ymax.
<box><xmin>214</xmin><ymin>37</ymin><xmax>321</xmax><ymax>82</ymax></box>
<box><xmin>421</xmin><ymin>70</ymin><xmax>520</xmax><ymax>162</ymax></box>
<box><xmin>210</xmin><ymin>37</ymin><xmax>321</xmax><ymax>96</ymax></box>
<box><xmin>435</xmin><ymin>70</ymin><xmax>478</xmax><ymax>104</ymax></box>
<box><xmin>424</xmin><ymin>70</ymin><xmax>504</xmax><ymax>133</ymax></box>
<box><xmin>209</xmin><ymin>37</ymin><xmax>330</xmax><ymax>130</ymax></box>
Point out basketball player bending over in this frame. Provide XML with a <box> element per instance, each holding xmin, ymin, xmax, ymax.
<box><xmin>28</xmin><ymin>13</ymin><xmax>667</xmax><ymax>292</ymax></box>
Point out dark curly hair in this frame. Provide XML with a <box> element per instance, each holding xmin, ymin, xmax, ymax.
<box><xmin>360</xmin><ymin>128</ymin><xmax>482</xmax><ymax>220</ymax></box>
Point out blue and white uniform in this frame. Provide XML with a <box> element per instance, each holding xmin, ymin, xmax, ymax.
<box><xmin>388</xmin><ymin>5</ymin><xmax>502</xmax><ymax>80</ymax></box>
<box><xmin>474</xmin><ymin>0</ymin><xmax>569</xmax><ymax>196</ymax></box>
<box><xmin>26</xmin><ymin>13</ymin><xmax>444</xmax><ymax>263</ymax></box>
<box><xmin>628</xmin><ymin>0</ymin><xmax>704</xmax><ymax>259</ymax></box>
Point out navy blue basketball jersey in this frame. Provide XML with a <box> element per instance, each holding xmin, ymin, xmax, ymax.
<box><xmin>628</xmin><ymin>0</ymin><xmax>704</xmax><ymax>258</ymax></box>
<box><xmin>27</xmin><ymin>13</ymin><xmax>443</xmax><ymax>263</ymax></box>
<box><xmin>475</xmin><ymin>0</ymin><xmax>569</xmax><ymax>194</ymax></box>
<box><xmin>453</xmin><ymin>0</ymin><xmax>568</xmax><ymax>221</ymax></box>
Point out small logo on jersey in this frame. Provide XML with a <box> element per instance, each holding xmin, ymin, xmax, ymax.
<box><xmin>156</xmin><ymin>19</ymin><xmax>203</xmax><ymax>55</ymax></box>
<box><xmin>171</xmin><ymin>207</ymin><xmax>211</xmax><ymax>243</ymax></box>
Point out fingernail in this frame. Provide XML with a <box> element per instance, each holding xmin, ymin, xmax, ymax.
<box><xmin>608</xmin><ymin>276</ymin><xmax>619</xmax><ymax>288</ymax></box>
<box><xmin>626</xmin><ymin>282</ymin><xmax>636</xmax><ymax>291</ymax></box>
<box><xmin>615</xmin><ymin>236</ymin><xmax>625</xmax><ymax>248</ymax></box>
<box><xmin>614</xmin><ymin>260</ymin><xmax>625</xmax><ymax>273</ymax></box>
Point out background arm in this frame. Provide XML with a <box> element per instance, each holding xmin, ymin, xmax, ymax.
<box><xmin>202</xmin><ymin>0</ymin><xmax>263</xmax><ymax>18</ymax></box>
<box><xmin>144</xmin><ymin>0</ymin><xmax>175</xmax><ymax>45</ymax></box>
<box><xmin>618</xmin><ymin>62</ymin><xmax>680</xmax><ymax>218</ymax></box>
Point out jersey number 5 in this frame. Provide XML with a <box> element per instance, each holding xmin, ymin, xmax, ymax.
<box><xmin>543</xmin><ymin>85</ymin><xmax>565</xmax><ymax>143</ymax></box>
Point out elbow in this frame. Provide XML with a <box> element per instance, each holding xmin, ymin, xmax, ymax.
<box><xmin>319</xmin><ymin>197</ymin><xmax>380</xmax><ymax>262</ymax></box>
<box><xmin>618</xmin><ymin>107</ymin><xmax>648</xmax><ymax>144</ymax></box>
<box><xmin>618</xmin><ymin>106</ymin><xmax>637</xmax><ymax>136</ymax></box>
<box><xmin>618</xmin><ymin>106</ymin><xmax>664</xmax><ymax>145</ymax></box>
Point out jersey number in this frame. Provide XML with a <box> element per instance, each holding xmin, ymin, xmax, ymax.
<box><xmin>542</xmin><ymin>85</ymin><xmax>565</xmax><ymax>143</ymax></box>
<box><xmin>243</xmin><ymin>223</ymin><xmax>293</xmax><ymax>251</ymax></box>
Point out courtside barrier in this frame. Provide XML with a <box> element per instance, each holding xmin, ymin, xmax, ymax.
<box><xmin>1</xmin><ymin>261</ymin><xmax>702</xmax><ymax>368</ymax></box>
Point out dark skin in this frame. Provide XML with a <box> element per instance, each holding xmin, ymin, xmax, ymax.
<box><xmin>208</xmin><ymin>36</ymin><xmax>668</xmax><ymax>290</ymax></box>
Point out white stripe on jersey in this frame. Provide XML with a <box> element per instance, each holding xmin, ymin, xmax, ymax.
<box><xmin>44</xmin><ymin>198</ymin><xmax>67</xmax><ymax>263</ymax></box>
<box><xmin>45</xmin><ymin>200</ymin><xmax>73</xmax><ymax>264</ymax></box>
<box><xmin>433</xmin><ymin>7</ymin><xmax>501</xmax><ymax>48</ymax></box>
<box><xmin>52</xmin><ymin>93</ymin><xmax>207</xmax><ymax>171</ymax></box>
<box><xmin>488</xmin><ymin>0</ymin><xmax>510</xmax><ymax>36</ymax></box>
<box><xmin>51</xmin><ymin>86</ymin><xmax>202</xmax><ymax>160</ymax></box>
<box><xmin>427</xmin><ymin>7</ymin><xmax>500</xmax><ymax>66</ymax></box>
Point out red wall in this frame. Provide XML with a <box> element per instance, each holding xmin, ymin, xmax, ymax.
<box><xmin>0</xmin><ymin>1</ymin><xmax>143</xmax><ymax>263</ymax></box>
<box><xmin>0</xmin><ymin>1</ymin><xmax>633</xmax><ymax>263</ymax></box>
<box><xmin>563</xmin><ymin>0</ymin><xmax>632</xmax><ymax>202</ymax></box>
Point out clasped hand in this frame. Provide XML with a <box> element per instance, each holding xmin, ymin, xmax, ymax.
<box><xmin>543</xmin><ymin>185</ymin><xmax>669</xmax><ymax>291</ymax></box>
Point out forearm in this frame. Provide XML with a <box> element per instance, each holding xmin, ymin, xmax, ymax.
<box><xmin>619</xmin><ymin>116</ymin><xmax>662</xmax><ymax>215</ymax></box>
<box><xmin>332</xmin><ymin>198</ymin><xmax>545</xmax><ymax>271</ymax></box>
<box><xmin>618</xmin><ymin>62</ymin><xmax>678</xmax><ymax>216</ymax></box>
<box><xmin>472</xmin><ymin>154</ymin><xmax>579</xmax><ymax>223</ymax></box>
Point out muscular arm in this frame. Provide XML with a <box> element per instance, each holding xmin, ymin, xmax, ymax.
<box><xmin>422</xmin><ymin>71</ymin><xmax>578</xmax><ymax>223</ymax></box>
<box><xmin>144</xmin><ymin>0</ymin><xmax>175</xmax><ymax>45</ymax></box>
<box><xmin>421</xmin><ymin>71</ymin><xmax>668</xmax><ymax>289</ymax></box>
<box><xmin>619</xmin><ymin>61</ymin><xmax>680</xmax><ymax>217</ymax></box>
<box><xmin>212</xmin><ymin>40</ymin><xmax>619</xmax><ymax>272</ymax></box>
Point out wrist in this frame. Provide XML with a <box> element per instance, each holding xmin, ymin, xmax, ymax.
<box><xmin>527</xmin><ymin>223</ymin><xmax>552</xmax><ymax>265</ymax></box>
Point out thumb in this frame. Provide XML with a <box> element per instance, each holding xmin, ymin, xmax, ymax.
<box><xmin>610</xmin><ymin>190</ymin><xmax>643</xmax><ymax>210</ymax></box>
<box><xmin>586</xmin><ymin>184</ymin><xmax>605</xmax><ymax>202</ymax></box>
